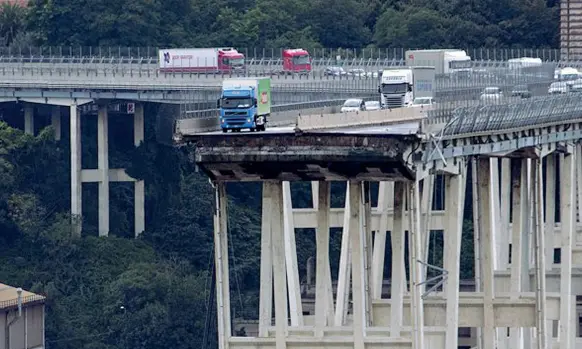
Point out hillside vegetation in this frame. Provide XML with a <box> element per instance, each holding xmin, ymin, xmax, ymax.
<box><xmin>0</xmin><ymin>1</ymin><xmax>559</xmax><ymax>349</ymax></box>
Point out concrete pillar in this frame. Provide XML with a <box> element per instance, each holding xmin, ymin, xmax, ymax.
<box><xmin>259</xmin><ymin>183</ymin><xmax>274</xmax><ymax>337</ymax></box>
<box><xmin>421</xmin><ymin>175</ymin><xmax>435</xmax><ymax>290</ymax></box>
<box><xmin>213</xmin><ymin>182</ymin><xmax>232</xmax><ymax>349</ymax></box>
<box><xmin>97</xmin><ymin>104</ymin><xmax>109</xmax><ymax>237</ymax></box>
<box><xmin>390</xmin><ymin>181</ymin><xmax>405</xmax><ymax>337</ymax></box>
<box><xmin>271</xmin><ymin>182</ymin><xmax>288</xmax><ymax>349</ymax></box>
<box><xmin>476</xmin><ymin>157</ymin><xmax>496</xmax><ymax>349</ymax></box>
<box><xmin>444</xmin><ymin>167</ymin><xmax>467</xmax><ymax>349</ymax></box>
<box><xmin>362</xmin><ymin>182</ymin><xmax>373</xmax><ymax>325</ymax></box>
<box><xmin>282</xmin><ymin>181</ymin><xmax>303</xmax><ymax>326</ymax></box>
<box><xmin>51</xmin><ymin>106</ymin><xmax>61</xmax><ymax>141</ymax></box>
<box><xmin>471</xmin><ymin>159</ymin><xmax>483</xmax><ymax>349</ymax></box>
<box><xmin>407</xmin><ymin>180</ymin><xmax>424</xmax><ymax>349</ymax></box>
<box><xmin>510</xmin><ymin>159</ymin><xmax>531</xmax><ymax>349</ymax></box>
<box><xmin>532</xmin><ymin>158</ymin><xmax>548</xmax><ymax>349</ymax></box>
<box><xmin>348</xmin><ymin>181</ymin><xmax>366</xmax><ymax>349</ymax></box>
<box><xmin>24</xmin><ymin>104</ymin><xmax>33</xmax><ymax>135</ymax></box>
<box><xmin>499</xmin><ymin>158</ymin><xmax>511</xmax><ymax>269</ymax></box>
<box><xmin>559</xmin><ymin>153</ymin><xmax>574</xmax><ymax>349</ymax></box>
<box><xmin>576</xmin><ymin>144</ymin><xmax>582</xmax><ymax>225</ymax></box>
<box><xmin>315</xmin><ymin>181</ymin><xmax>331</xmax><ymax>336</ymax></box>
<box><xmin>372</xmin><ymin>181</ymin><xmax>393</xmax><ymax>299</ymax></box>
<box><xmin>335</xmin><ymin>184</ymin><xmax>351</xmax><ymax>326</ymax></box>
<box><xmin>70</xmin><ymin>104</ymin><xmax>82</xmax><ymax>235</ymax></box>
<box><xmin>545</xmin><ymin>154</ymin><xmax>556</xmax><ymax>270</ymax></box>
<box><xmin>134</xmin><ymin>103</ymin><xmax>145</xmax><ymax>236</ymax></box>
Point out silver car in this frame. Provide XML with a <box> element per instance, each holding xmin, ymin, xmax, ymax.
<box><xmin>480</xmin><ymin>87</ymin><xmax>503</xmax><ymax>103</ymax></box>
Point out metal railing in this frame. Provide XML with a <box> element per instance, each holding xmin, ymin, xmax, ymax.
<box><xmin>434</xmin><ymin>93</ymin><xmax>582</xmax><ymax>137</ymax></box>
<box><xmin>179</xmin><ymin>98</ymin><xmax>376</xmax><ymax>119</ymax></box>
<box><xmin>0</xmin><ymin>294</ymin><xmax>46</xmax><ymax>310</ymax></box>
<box><xmin>0</xmin><ymin>46</ymin><xmax>566</xmax><ymax>61</ymax></box>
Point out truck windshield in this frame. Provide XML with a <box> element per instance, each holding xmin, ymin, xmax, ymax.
<box><xmin>381</xmin><ymin>83</ymin><xmax>408</xmax><ymax>94</ymax></box>
<box><xmin>224</xmin><ymin>58</ymin><xmax>245</xmax><ymax>66</ymax></box>
<box><xmin>221</xmin><ymin>98</ymin><xmax>253</xmax><ymax>109</ymax></box>
<box><xmin>292</xmin><ymin>55</ymin><xmax>310</xmax><ymax>65</ymax></box>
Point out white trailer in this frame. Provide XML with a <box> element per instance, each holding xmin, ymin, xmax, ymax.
<box><xmin>158</xmin><ymin>47</ymin><xmax>245</xmax><ymax>73</ymax></box>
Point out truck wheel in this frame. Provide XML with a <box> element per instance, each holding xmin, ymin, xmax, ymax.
<box><xmin>222</xmin><ymin>129</ymin><xmax>228</xmax><ymax>133</ymax></box>
<box><xmin>250</xmin><ymin>127</ymin><xmax>256</xmax><ymax>132</ymax></box>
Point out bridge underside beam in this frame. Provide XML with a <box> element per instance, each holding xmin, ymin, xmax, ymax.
<box><xmin>190</xmin><ymin>134</ymin><xmax>419</xmax><ymax>182</ymax></box>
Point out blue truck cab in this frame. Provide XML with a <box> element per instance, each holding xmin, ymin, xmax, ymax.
<box><xmin>218</xmin><ymin>77</ymin><xmax>271</xmax><ymax>133</ymax></box>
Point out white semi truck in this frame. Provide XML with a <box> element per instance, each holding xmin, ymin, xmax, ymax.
<box><xmin>378</xmin><ymin>67</ymin><xmax>436</xmax><ymax>109</ymax></box>
<box><xmin>405</xmin><ymin>49</ymin><xmax>472</xmax><ymax>75</ymax></box>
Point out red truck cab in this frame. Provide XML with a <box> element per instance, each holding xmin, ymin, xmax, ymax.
<box><xmin>282</xmin><ymin>48</ymin><xmax>311</xmax><ymax>74</ymax></box>
<box><xmin>218</xmin><ymin>48</ymin><xmax>246</xmax><ymax>73</ymax></box>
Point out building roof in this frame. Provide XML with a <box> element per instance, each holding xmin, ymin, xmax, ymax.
<box><xmin>0</xmin><ymin>283</ymin><xmax>45</xmax><ymax>310</ymax></box>
<box><xmin>0</xmin><ymin>0</ymin><xmax>28</xmax><ymax>6</ymax></box>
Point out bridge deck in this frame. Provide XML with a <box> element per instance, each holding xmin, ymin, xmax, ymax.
<box><xmin>186</xmin><ymin>131</ymin><xmax>419</xmax><ymax>182</ymax></box>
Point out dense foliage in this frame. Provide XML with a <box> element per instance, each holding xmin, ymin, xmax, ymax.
<box><xmin>0</xmin><ymin>0</ymin><xmax>559</xmax><ymax>348</ymax></box>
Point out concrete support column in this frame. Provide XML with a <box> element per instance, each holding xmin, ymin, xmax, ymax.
<box><xmin>271</xmin><ymin>182</ymin><xmax>288</xmax><ymax>349</ymax></box>
<box><xmin>421</xmin><ymin>175</ymin><xmax>435</xmax><ymax>290</ymax></box>
<box><xmin>476</xmin><ymin>157</ymin><xmax>496</xmax><ymax>349</ymax></box>
<box><xmin>335</xmin><ymin>184</ymin><xmax>351</xmax><ymax>326</ymax></box>
<box><xmin>510</xmin><ymin>159</ymin><xmax>531</xmax><ymax>349</ymax></box>
<box><xmin>315</xmin><ymin>181</ymin><xmax>332</xmax><ymax>335</ymax></box>
<box><xmin>258</xmin><ymin>183</ymin><xmax>274</xmax><ymax>337</ymax></box>
<box><xmin>559</xmin><ymin>153</ymin><xmax>575</xmax><ymax>349</ymax></box>
<box><xmin>444</xmin><ymin>166</ymin><xmax>467</xmax><ymax>349</ymax></box>
<box><xmin>471</xmin><ymin>158</ymin><xmax>483</xmax><ymax>349</ymax></box>
<box><xmin>499</xmin><ymin>158</ymin><xmax>511</xmax><ymax>269</ymax></box>
<box><xmin>97</xmin><ymin>104</ymin><xmax>109</xmax><ymax>237</ymax></box>
<box><xmin>348</xmin><ymin>181</ymin><xmax>366</xmax><ymax>349</ymax></box>
<box><xmin>407</xmin><ymin>180</ymin><xmax>424</xmax><ymax>349</ymax></box>
<box><xmin>70</xmin><ymin>104</ymin><xmax>82</xmax><ymax>235</ymax></box>
<box><xmin>134</xmin><ymin>103</ymin><xmax>145</xmax><ymax>236</ymax></box>
<box><xmin>282</xmin><ymin>181</ymin><xmax>303</xmax><ymax>326</ymax></box>
<box><xmin>51</xmin><ymin>106</ymin><xmax>61</xmax><ymax>141</ymax></box>
<box><xmin>576</xmin><ymin>144</ymin><xmax>582</xmax><ymax>225</ymax></box>
<box><xmin>390</xmin><ymin>181</ymin><xmax>406</xmax><ymax>337</ymax></box>
<box><xmin>362</xmin><ymin>182</ymin><xmax>374</xmax><ymax>326</ymax></box>
<box><xmin>533</xmin><ymin>158</ymin><xmax>548</xmax><ymax>349</ymax></box>
<box><xmin>213</xmin><ymin>182</ymin><xmax>232</xmax><ymax>349</ymax></box>
<box><xmin>24</xmin><ymin>104</ymin><xmax>34</xmax><ymax>135</ymax></box>
<box><xmin>545</xmin><ymin>154</ymin><xmax>556</xmax><ymax>270</ymax></box>
<box><xmin>372</xmin><ymin>181</ymin><xmax>393</xmax><ymax>299</ymax></box>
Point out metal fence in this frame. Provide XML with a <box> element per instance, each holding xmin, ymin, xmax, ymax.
<box><xmin>433</xmin><ymin>93</ymin><xmax>582</xmax><ymax>137</ymax></box>
<box><xmin>0</xmin><ymin>46</ymin><xmax>565</xmax><ymax>60</ymax></box>
<box><xmin>179</xmin><ymin>98</ymin><xmax>372</xmax><ymax>120</ymax></box>
<box><xmin>0</xmin><ymin>47</ymin><xmax>581</xmax><ymax>70</ymax></box>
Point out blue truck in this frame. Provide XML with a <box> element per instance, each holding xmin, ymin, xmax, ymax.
<box><xmin>217</xmin><ymin>77</ymin><xmax>272</xmax><ymax>132</ymax></box>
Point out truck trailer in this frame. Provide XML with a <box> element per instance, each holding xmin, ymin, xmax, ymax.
<box><xmin>405</xmin><ymin>49</ymin><xmax>471</xmax><ymax>75</ymax></box>
<box><xmin>158</xmin><ymin>47</ymin><xmax>245</xmax><ymax>73</ymax></box>
<box><xmin>218</xmin><ymin>77</ymin><xmax>271</xmax><ymax>132</ymax></box>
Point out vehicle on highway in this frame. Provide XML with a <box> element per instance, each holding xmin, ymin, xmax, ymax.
<box><xmin>347</xmin><ymin>69</ymin><xmax>366</xmax><ymax>77</ymax></box>
<box><xmin>411</xmin><ymin>97</ymin><xmax>434</xmax><ymax>107</ymax></box>
<box><xmin>158</xmin><ymin>47</ymin><xmax>245</xmax><ymax>74</ymax></box>
<box><xmin>324</xmin><ymin>66</ymin><xmax>347</xmax><ymax>76</ymax></box>
<box><xmin>548</xmin><ymin>81</ymin><xmax>569</xmax><ymax>94</ymax></box>
<box><xmin>511</xmin><ymin>85</ymin><xmax>532</xmax><ymax>98</ymax></box>
<box><xmin>281</xmin><ymin>48</ymin><xmax>311</xmax><ymax>74</ymax></box>
<box><xmin>218</xmin><ymin>77</ymin><xmax>271</xmax><ymax>132</ymax></box>
<box><xmin>341</xmin><ymin>98</ymin><xmax>365</xmax><ymax>112</ymax></box>
<box><xmin>569</xmin><ymin>82</ymin><xmax>582</xmax><ymax>93</ymax></box>
<box><xmin>364</xmin><ymin>101</ymin><xmax>381</xmax><ymax>111</ymax></box>
<box><xmin>479</xmin><ymin>87</ymin><xmax>503</xmax><ymax>103</ymax></box>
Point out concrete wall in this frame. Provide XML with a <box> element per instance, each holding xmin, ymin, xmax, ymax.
<box><xmin>0</xmin><ymin>304</ymin><xmax>44</xmax><ymax>349</ymax></box>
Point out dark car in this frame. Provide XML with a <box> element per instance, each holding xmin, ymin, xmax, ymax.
<box><xmin>511</xmin><ymin>84</ymin><xmax>532</xmax><ymax>98</ymax></box>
